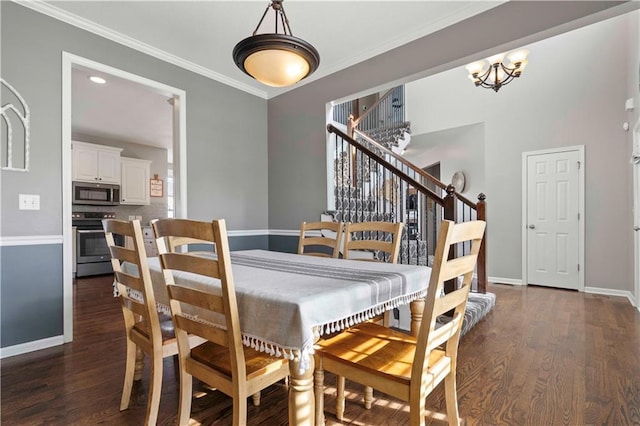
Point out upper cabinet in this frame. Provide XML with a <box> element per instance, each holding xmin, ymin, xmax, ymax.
<box><xmin>72</xmin><ymin>141</ymin><xmax>122</xmax><ymax>184</ymax></box>
<box><xmin>120</xmin><ymin>157</ymin><xmax>151</xmax><ymax>205</ymax></box>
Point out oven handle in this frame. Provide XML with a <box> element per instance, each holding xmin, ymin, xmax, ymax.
<box><xmin>77</xmin><ymin>229</ymin><xmax>106</xmax><ymax>234</ymax></box>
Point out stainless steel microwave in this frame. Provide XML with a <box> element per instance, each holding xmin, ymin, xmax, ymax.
<box><xmin>72</xmin><ymin>181</ymin><xmax>120</xmax><ymax>206</ymax></box>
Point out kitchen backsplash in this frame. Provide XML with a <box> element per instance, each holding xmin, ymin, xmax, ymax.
<box><xmin>72</xmin><ymin>203</ymin><xmax>168</xmax><ymax>226</ymax></box>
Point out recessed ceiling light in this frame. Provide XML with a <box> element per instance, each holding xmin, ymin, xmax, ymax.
<box><xmin>89</xmin><ymin>76</ymin><xmax>106</xmax><ymax>84</ymax></box>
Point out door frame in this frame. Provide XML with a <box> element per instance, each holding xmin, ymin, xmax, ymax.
<box><xmin>633</xmin><ymin>119</ymin><xmax>640</xmax><ymax>311</ymax></box>
<box><xmin>521</xmin><ymin>145</ymin><xmax>585</xmax><ymax>291</ymax></box>
<box><xmin>61</xmin><ymin>52</ymin><xmax>187</xmax><ymax>342</ymax></box>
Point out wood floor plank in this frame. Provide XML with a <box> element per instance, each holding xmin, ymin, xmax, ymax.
<box><xmin>2</xmin><ymin>278</ymin><xmax>639</xmax><ymax>425</ymax></box>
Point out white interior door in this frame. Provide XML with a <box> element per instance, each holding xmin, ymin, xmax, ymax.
<box><xmin>524</xmin><ymin>148</ymin><xmax>583</xmax><ymax>290</ymax></box>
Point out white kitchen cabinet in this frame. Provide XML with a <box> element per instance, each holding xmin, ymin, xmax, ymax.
<box><xmin>72</xmin><ymin>141</ymin><xmax>122</xmax><ymax>184</ymax></box>
<box><xmin>120</xmin><ymin>157</ymin><xmax>151</xmax><ymax>205</ymax></box>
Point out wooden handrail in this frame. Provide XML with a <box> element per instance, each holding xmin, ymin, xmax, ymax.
<box><xmin>351</xmin><ymin>128</ymin><xmax>478</xmax><ymax>209</ymax></box>
<box><xmin>328</xmin><ymin>124</ymin><xmax>444</xmax><ymax>205</ymax></box>
<box><xmin>351</xmin><ymin>87</ymin><xmax>396</xmax><ymax>129</ymax></box>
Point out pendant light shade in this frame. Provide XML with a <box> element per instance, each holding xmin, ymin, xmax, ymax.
<box><xmin>233</xmin><ymin>1</ymin><xmax>320</xmax><ymax>88</ymax></box>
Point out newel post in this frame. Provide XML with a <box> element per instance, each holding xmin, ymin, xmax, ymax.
<box><xmin>443</xmin><ymin>185</ymin><xmax>457</xmax><ymax>294</ymax></box>
<box><xmin>476</xmin><ymin>193</ymin><xmax>487</xmax><ymax>293</ymax></box>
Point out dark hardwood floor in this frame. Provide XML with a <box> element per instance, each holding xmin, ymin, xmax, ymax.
<box><xmin>2</xmin><ymin>275</ymin><xmax>639</xmax><ymax>425</ymax></box>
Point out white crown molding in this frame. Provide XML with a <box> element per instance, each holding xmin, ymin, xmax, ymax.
<box><xmin>0</xmin><ymin>235</ymin><xmax>63</xmax><ymax>246</ymax></box>
<box><xmin>13</xmin><ymin>0</ymin><xmax>268</xmax><ymax>99</ymax></box>
<box><xmin>0</xmin><ymin>335</ymin><xmax>64</xmax><ymax>359</ymax></box>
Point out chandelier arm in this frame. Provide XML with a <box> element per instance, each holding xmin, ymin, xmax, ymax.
<box><xmin>252</xmin><ymin>4</ymin><xmax>272</xmax><ymax>36</ymax></box>
<box><xmin>499</xmin><ymin>62</ymin><xmax>521</xmax><ymax>79</ymax></box>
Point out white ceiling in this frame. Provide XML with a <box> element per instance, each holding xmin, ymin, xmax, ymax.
<box><xmin>53</xmin><ymin>1</ymin><xmax>502</xmax><ymax>149</ymax></box>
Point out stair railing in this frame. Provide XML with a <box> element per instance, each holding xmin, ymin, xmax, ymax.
<box><xmin>328</xmin><ymin>123</ymin><xmax>487</xmax><ymax>293</ymax></box>
<box><xmin>347</xmin><ymin>86</ymin><xmax>405</xmax><ymax>136</ymax></box>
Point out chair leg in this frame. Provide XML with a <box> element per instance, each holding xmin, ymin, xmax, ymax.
<box><xmin>252</xmin><ymin>392</ymin><xmax>261</xmax><ymax>406</ymax></box>
<box><xmin>444</xmin><ymin>373</ymin><xmax>461</xmax><ymax>426</ymax></box>
<box><xmin>336</xmin><ymin>375</ymin><xmax>346</xmax><ymax>421</ymax></box>
<box><xmin>144</xmin><ymin>353</ymin><xmax>163</xmax><ymax>426</ymax></box>
<box><xmin>364</xmin><ymin>385</ymin><xmax>373</xmax><ymax>409</ymax></box>
<box><xmin>314</xmin><ymin>358</ymin><xmax>325</xmax><ymax>426</ymax></box>
<box><xmin>120</xmin><ymin>339</ymin><xmax>137</xmax><ymax>410</ymax></box>
<box><xmin>233</xmin><ymin>394</ymin><xmax>248</xmax><ymax>426</ymax></box>
<box><xmin>177</xmin><ymin>368</ymin><xmax>193</xmax><ymax>426</ymax></box>
<box><xmin>409</xmin><ymin>389</ymin><xmax>427</xmax><ymax>426</ymax></box>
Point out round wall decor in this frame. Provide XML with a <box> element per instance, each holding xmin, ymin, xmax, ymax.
<box><xmin>451</xmin><ymin>171</ymin><xmax>466</xmax><ymax>193</ymax></box>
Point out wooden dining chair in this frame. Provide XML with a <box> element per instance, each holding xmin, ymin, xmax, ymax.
<box><xmin>343</xmin><ymin>221</ymin><xmax>403</xmax><ymax>263</ymax></box>
<box><xmin>314</xmin><ymin>219</ymin><xmax>486</xmax><ymax>426</ymax></box>
<box><xmin>104</xmin><ymin>219</ymin><xmax>203</xmax><ymax>426</ymax></box>
<box><xmin>341</xmin><ymin>220</ymin><xmax>405</xmax><ymax>406</ymax></box>
<box><xmin>297</xmin><ymin>220</ymin><xmax>343</xmax><ymax>258</ymax></box>
<box><xmin>152</xmin><ymin>218</ymin><xmax>290</xmax><ymax>426</ymax></box>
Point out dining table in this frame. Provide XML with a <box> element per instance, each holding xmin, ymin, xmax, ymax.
<box><xmin>136</xmin><ymin>249</ymin><xmax>432</xmax><ymax>426</ymax></box>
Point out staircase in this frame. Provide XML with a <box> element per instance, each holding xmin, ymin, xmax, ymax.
<box><xmin>328</xmin><ymin>85</ymin><xmax>495</xmax><ymax>333</ymax></box>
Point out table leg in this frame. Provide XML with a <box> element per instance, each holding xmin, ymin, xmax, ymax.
<box><xmin>288</xmin><ymin>354</ymin><xmax>315</xmax><ymax>426</ymax></box>
<box><xmin>409</xmin><ymin>298</ymin><xmax>425</xmax><ymax>337</ymax></box>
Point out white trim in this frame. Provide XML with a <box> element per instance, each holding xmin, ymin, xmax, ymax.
<box><xmin>228</xmin><ymin>229</ymin><xmax>271</xmax><ymax>237</ymax></box>
<box><xmin>584</xmin><ymin>287</ymin><xmax>636</xmax><ymax>306</ymax></box>
<box><xmin>489</xmin><ymin>276</ymin><xmax>524</xmax><ymax>286</ymax></box>
<box><xmin>62</xmin><ymin>52</ymin><xmax>188</xmax><ymax>344</ymax></box>
<box><xmin>0</xmin><ymin>235</ymin><xmax>63</xmax><ymax>246</ymax></box>
<box><xmin>0</xmin><ymin>335</ymin><xmax>64</xmax><ymax>359</ymax></box>
<box><xmin>522</xmin><ymin>145</ymin><xmax>585</xmax><ymax>291</ymax></box>
<box><xmin>268</xmin><ymin>229</ymin><xmax>304</xmax><ymax>237</ymax></box>
<box><xmin>633</xmin><ymin>118</ymin><xmax>640</xmax><ymax>316</ymax></box>
<box><xmin>15</xmin><ymin>0</ymin><xmax>267</xmax><ymax>99</ymax></box>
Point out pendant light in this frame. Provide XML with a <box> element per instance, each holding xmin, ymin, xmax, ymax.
<box><xmin>233</xmin><ymin>0</ymin><xmax>320</xmax><ymax>88</ymax></box>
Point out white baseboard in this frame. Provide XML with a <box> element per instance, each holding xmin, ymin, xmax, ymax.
<box><xmin>0</xmin><ymin>335</ymin><xmax>64</xmax><ymax>359</ymax></box>
<box><xmin>489</xmin><ymin>276</ymin><xmax>523</xmax><ymax>286</ymax></box>
<box><xmin>584</xmin><ymin>287</ymin><xmax>635</xmax><ymax>306</ymax></box>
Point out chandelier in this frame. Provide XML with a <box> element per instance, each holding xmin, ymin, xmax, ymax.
<box><xmin>233</xmin><ymin>0</ymin><xmax>320</xmax><ymax>88</ymax></box>
<box><xmin>465</xmin><ymin>50</ymin><xmax>529</xmax><ymax>92</ymax></box>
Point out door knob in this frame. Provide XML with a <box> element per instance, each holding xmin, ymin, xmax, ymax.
<box><xmin>635</xmin><ymin>226</ymin><xmax>640</xmax><ymax>232</ymax></box>
<box><xmin>528</xmin><ymin>224</ymin><xmax>536</xmax><ymax>229</ymax></box>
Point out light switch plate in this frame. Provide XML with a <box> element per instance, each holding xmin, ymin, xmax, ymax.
<box><xmin>19</xmin><ymin>194</ymin><xmax>40</xmax><ymax>210</ymax></box>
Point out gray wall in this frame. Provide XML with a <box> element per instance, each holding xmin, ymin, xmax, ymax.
<box><xmin>267</xmin><ymin>2</ymin><xmax>637</xmax><ymax>291</ymax></box>
<box><xmin>403</xmin><ymin>123</ymin><xmax>485</xmax><ymax>200</ymax></box>
<box><xmin>0</xmin><ymin>2</ymin><xmax>268</xmax><ymax>348</ymax></box>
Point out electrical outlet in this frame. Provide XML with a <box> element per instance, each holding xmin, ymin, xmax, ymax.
<box><xmin>19</xmin><ymin>194</ymin><xmax>40</xmax><ymax>210</ymax></box>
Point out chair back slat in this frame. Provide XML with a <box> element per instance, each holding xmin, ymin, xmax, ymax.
<box><xmin>114</xmin><ymin>270</ymin><xmax>145</xmax><ymax>293</ymax></box>
<box><xmin>433</xmin><ymin>287</ymin><xmax>469</xmax><ymax>317</ymax></box>
<box><xmin>173</xmin><ymin>314</ymin><xmax>229</xmax><ymax>347</ymax></box>
<box><xmin>122</xmin><ymin>296</ymin><xmax>149</xmax><ymax>318</ymax></box>
<box><xmin>167</xmin><ymin>285</ymin><xmax>225</xmax><ymax>313</ymax></box>
<box><xmin>109</xmin><ymin>245</ymin><xmax>139</xmax><ymax>265</ymax></box>
<box><xmin>298</xmin><ymin>221</ymin><xmax>343</xmax><ymax>258</ymax></box>
<box><xmin>425</xmin><ymin>313</ymin><xmax>463</xmax><ymax>352</ymax></box>
<box><xmin>344</xmin><ymin>221</ymin><xmax>403</xmax><ymax>263</ymax></box>
<box><xmin>160</xmin><ymin>253</ymin><xmax>222</xmax><ymax>280</ymax></box>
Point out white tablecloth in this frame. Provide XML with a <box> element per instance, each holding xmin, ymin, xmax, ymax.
<box><xmin>135</xmin><ymin>249</ymin><xmax>431</xmax><ymax>367</ymax></box>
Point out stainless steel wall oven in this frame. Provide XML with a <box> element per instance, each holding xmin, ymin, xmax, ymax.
<box><xmin>72</xmin><ymin>212</ymin><xmax>121</xmax><ymax>277</ymax></box>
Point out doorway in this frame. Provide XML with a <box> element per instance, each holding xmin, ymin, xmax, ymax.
<box><xmin>61</xmin><ymin>53</ymin><xmax>187</xmax><ymax>342</ymax></box>
<box><xmin>522</xmin><ymin>146</ymin><xmax>585</xmax><ymax>291</ymax></box>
